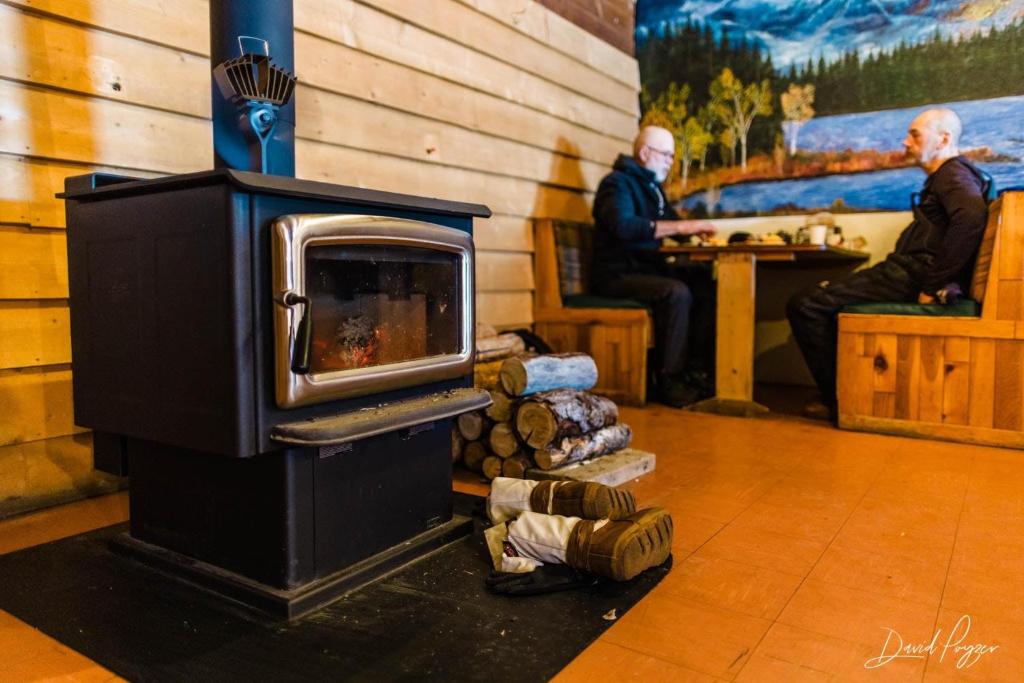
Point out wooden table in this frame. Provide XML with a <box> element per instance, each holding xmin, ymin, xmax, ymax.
<box><xmin>660</xmin><ymin>244</ymin><xmax>870</xmax><ymax>416</ymax></box>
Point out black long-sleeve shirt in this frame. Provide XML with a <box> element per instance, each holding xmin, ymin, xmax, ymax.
<box><xmin>893</xmin><ymin>155</ymin><xmax>989</xmax><ymax>294</ymax></box>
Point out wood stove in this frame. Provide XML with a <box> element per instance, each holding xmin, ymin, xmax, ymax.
<box><xmin>60</xmin><ymin>170</ymin><xmax>490</xmax><ymax>618</ymax></box>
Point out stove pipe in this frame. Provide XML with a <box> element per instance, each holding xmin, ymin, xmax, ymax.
<box><xmin>210</xmin><ymin>0</ymin><xmax>296</xmax><ymax>176</ymax></box>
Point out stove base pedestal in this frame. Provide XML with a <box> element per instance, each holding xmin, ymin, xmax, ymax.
<box><xmin>111</xmin><ymin>514</ymin><xmax>473</xmax><ymax>620</ymax></box>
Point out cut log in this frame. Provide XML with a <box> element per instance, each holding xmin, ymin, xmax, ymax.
<box><xmin>476</xmin><ymin>332</ymin><xmax>526</xmax><ymax>362</ymax></box>
<box><xmin>488</xmin><ymin>422</ymin><xmax>522</xmax><ymax>458</ymax></box>
<box><xmin>462</xmin><ymin>441</ymin><xmax>488</xmax><ymax>473</ymax></box>
<box><xmin>534</xmin><ymin>423</ymin><xmax>632</xmax><ymax>470</ymax></box>
<box><xmin>515</xmin><ymin>389</ymin><xmax>619</xmax><ymax>449</ymax></box>
<box><xmin>473</xmin><ymin>359</ymin><xmax>504</xmax><ymax>391</ymax></box>
<box><xmin>476</xmin><ymin>322</ymin><xmax>498</xmax><ymax>340</ymax></box>
<box><xmin>451</xmin><ymin>428</ymin><xmax>466</xmax><ymax>464</ymax></box>
<box><xmin>500</xmin><ymin>353</ymin><xmax>598</xmax><ymax>397</ymax></box>
<box><xmin>501</xmin><ymin>454</ymin><xmax>534</xmax><ymax>479</ymax></box>
<box><xmin>457</xmin><ymin>411</ymin><xmax>493</xmax><ymax>441</ymax></box>
<box><xmin>482</xmin><ymin>455</ymin><xmax>504</xmax><ymax>480</ymax></box>
<box><xmin>485</xmin><ymin>389</ymin><xmax>516</xmax><ymax>422</ymax></box>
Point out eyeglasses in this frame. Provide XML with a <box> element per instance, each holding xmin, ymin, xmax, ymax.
<box><xmin>646</xmin><ymin>145</ymin><xmax>675</xmax><ymax>161</ymax></box>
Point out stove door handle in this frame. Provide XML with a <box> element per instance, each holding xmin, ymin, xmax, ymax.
<box><xmin>283</xmin><ymin>292</ymin><xmax>312</xmax><ymax>374</ymax></box>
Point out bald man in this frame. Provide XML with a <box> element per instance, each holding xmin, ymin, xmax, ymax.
<box><xmin>592</xmin><ymin>126</ymin><xmax>717</xmax><ymax>407</ymax></box>
<box><xmin>787</xmin><ymin>108</ymin><xmax>992</xmax><ymax>421</ymax></box>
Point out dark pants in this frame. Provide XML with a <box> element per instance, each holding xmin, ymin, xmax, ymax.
<box><xmin>786</xmin><ymin>256</ymin><xmax>925</xmax><ymax>408</ymax></box>
<box><xmin>595</xmin><ymin>263</ymin><xmax>715</xmax><ymax>377</ymax></box>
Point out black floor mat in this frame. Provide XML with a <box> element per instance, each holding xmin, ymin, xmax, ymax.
<box><xmin>0</xmin><ymin>494</ymin><xmax>669</xmax><ymax>682</ymax></box>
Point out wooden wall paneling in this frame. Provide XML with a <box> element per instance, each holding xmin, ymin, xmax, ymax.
<box><xmin>0</xmin><ymin>80</ymin><xmax>208</xmax><ymax>173</ymax></box>
<box><xmin>0</xmin><ymin>301</ymin><xmax>70</xmax><ymax>370</ymax></box>
<box><xmin>476</xmin><ymin>251</ymin><xmax>534</xmax><ymax>292</ymax></box>
<box><xmin>297</xmin><ymin>139</ymin><xmax>593</xmax><ymax>222</ymax></box>
<box><xmin>2</xmin><ymin>0</ymin><xmax>209</xmax><ymax>54</ymax></box>
<box><xmin>473</xmin><ymin>215</ymin><xmax>533</xmax><ymax>253</ymax></box>
<box><xmin>475</xmin><ymin>291</ymin><xmax>532</xmax><ymax>328</ymax></box>
<box><xmin>343</xmin><ymin>0</ymin><xmax>637</xmax><ymax>110</ymax></box>
<box><xmin>894</xmin><ymin>334</ymin><xmax>920</xmax><ymax>420</ymax></box>
<box><xmin>917</xmin><ymin>336</ymin><xmax>945</xmax><ymax>423</ymax></box>
<box><xmin>293</xmin><ymin>0</ymin><xmax>638</xmax><ymax>127</ymax></box>
<box><xmin>993</xmin><ymin>340</ymin><xmax>1024</xmax><ymax>431</ymax></box>
<box><xmin>968</xmin><ymin>338</ymin><xmax>996</xmax><ymax>428</ymax></box>
<box><xmin>295</xmin><ymin>31</ymin><xmax>630</xmax><ymax>166</ymax></box>
<box><xmin>0</xmin><ymin>366</ymin><xmax>84</xmax><ymax>447</ymax></box>
<box><xmin>0</xmin><ymin>227</ymin><xmax>67</xmax><ymax>299</ymax></box>
<box><xmin>0</xmin><ymin>5</ymin><xmax>210</xmax><ymax>118</ymax></box>
<box><xmin>460</xmin><ymin>0</ymin><xmax>640</xmax><ymax>88</ymax></box>
<box><xmin>0</xmin><ymin>432</ymin><xmax>123</xmax><ymax>517</ymax></box>
<box><xmin>297</xmin><ymin>87</ymin><xmax>609</xmax><ymax>192</ymax></box>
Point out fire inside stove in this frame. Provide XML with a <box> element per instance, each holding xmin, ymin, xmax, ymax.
<box><xmin>306</xmin><ymin>244</ymin><xmax>459</xmax><ymax>374</ymax></box>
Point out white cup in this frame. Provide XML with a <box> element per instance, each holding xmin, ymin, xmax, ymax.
<box><xmin>808</xmin><ymin>224</ymin><xmax>828</xmax><ymax>245</ymax></box>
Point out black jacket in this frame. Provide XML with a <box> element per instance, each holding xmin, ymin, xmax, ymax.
<box><xmin>592</xmin><ymin>154</ymin><xmax>679</xmax><ymax>279</ymax></box>
<box><xmin>893</xmin><ymin>155</ymin><xmax>989</xmax><ymax>294</ymax></box>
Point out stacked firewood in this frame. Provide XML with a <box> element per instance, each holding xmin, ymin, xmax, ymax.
<box><xmin>453</xmin><ymin>352</ymin><xmax>632</xmax><ymax>479</ymax></box>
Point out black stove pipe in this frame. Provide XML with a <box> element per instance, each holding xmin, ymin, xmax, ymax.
<box><xmin>210</xmin><ymin>0</ymin><xmax>295</xmax><ymax>176</ymax></box>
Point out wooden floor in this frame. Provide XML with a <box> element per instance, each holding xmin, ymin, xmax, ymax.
<box><xmin>2</xmin><ymin>406</ymin><xmax>1023</xmax><ymax>681</ymax></box>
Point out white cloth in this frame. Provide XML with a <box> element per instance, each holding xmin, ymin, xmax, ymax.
<box><xmin>486</xmin><ymin>477</ymin><xmax>540</xmax><ymax>524</ymax></box>
<box><xmin>487</xmin><ymin>510</ymin><xmax>609</xmax><ymax>573</ymax></box>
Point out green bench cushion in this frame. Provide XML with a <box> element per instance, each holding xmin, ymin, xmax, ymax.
<box><xmin>563</xmin><ymin>294</ymin><xmax>647</xmax><ymax>310</ymax></box>
<box><xmin>843</xmin><ymin>299</ymin><xmax>980</xmax><ymax>317</ymax></box>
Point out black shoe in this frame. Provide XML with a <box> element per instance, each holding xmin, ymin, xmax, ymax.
<box><xmin>802</xmin><ymin>400</ymin><xmax>837</xmax><ymax>422</ymax></box>
<box><xmin>655</xmin><ymin>374</ymin><xmax>701</xmax><ymax>408</ymax></box>
<box><xmin>681</xmin><ymin>368</ymin><xmax>715</xmax><ymax>399</ymax></box>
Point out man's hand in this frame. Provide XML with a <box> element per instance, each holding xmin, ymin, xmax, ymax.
<box><xmin>655</xmin><ymin>219</ymin><xmax>718</xmax><ymax>240</ymax></box>
<box><xmin>918</xmin><ymin>292</ymin><xmax>937</xmax><ymax>304</ymax></box>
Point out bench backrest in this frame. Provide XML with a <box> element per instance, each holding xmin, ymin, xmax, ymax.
<box><xmin>979</xmin><ymin>193</ymin><xmax>1024</xmax><ymax>320</ymax></box>
<box><xmin>533</xmin><ymin>218</ymin><xmax>595</xmax><ymax>310</ymax></box>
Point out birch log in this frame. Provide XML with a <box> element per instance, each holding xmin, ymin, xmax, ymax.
<box><xmin>515</xmin><ymin>389</ymin><xmax>618</xmax><ymax>449</ymax></box>
<box><xmin>533</xmin><ymin>423</ymin><xmax>632</xmax><ymax>470</ymax></box>
<box><xmin>500</xmin><ymin>353</ymin><xmax>598</xmax><ymax>397</ymax></box>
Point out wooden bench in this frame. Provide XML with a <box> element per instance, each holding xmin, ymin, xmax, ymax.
<box><xmin>837</xmin><ymin>192</ymin><xmax>1024</xmax><ymax>448</ymax></box>
<box><xmin>532</xmin><ymin>219</ymin><xmax>652</xmax><ymax>406</ymax></box>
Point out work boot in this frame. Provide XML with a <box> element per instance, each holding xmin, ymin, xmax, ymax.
<box><xmin>564</xmin><ymin>507</ymin><xmax>673</xmax><ymax>581</ymax></box>
<box><xmin>528</xmin><ymin>480</ymin><xmax>636</xmax><ymax>521</ymax></box>
<box><xmin>654</xmin><ymin>373</ymin><xmax>700</xmax><ymax>408</ymax></box>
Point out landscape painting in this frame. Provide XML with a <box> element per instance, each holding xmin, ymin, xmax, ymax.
<box><xmin>636</xmin><ymin>0</ymin><xmax>1024</xmax><ymax>217</ymax></box>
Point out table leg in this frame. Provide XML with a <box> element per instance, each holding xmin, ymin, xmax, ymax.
<box><xmin>690</xmin><ymin>252</ymin><xmax>768</xmax><ymax>417</ymax></box>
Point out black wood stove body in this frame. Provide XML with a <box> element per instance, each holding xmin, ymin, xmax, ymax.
<box><xmin>60</xmin><ymin>170</ymin><xmax>491</xmax><ymax>618</ymax></box>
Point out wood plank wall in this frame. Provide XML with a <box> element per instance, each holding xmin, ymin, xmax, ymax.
<box><xmin>0</xmin><ymin>0</ymin><xmax>640</xmax><ymax>514</ymax></box>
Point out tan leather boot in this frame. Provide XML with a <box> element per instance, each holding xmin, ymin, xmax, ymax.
<box><xmin>564</xmin><ymin>507</ymin><xmax>673</xmax><ymax>581</ymax></box>
<box><xmin>528</xmin><ymin>480</ymin><xmax>636</xmax><ymax>521</ymax></box>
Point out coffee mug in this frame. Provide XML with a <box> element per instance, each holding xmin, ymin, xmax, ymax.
<box><xmin>808</xmin><ymin>224</ymin><xmax>828</xmax><ymax>245</ymax></box>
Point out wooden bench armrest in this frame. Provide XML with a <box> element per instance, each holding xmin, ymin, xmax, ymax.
<box><xmin>837</xmin><ymin>313</ymin><xmax>1018</xmax><ymax>338</ymax></box>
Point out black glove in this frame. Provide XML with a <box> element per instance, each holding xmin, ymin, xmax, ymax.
<box><xmin>485</xmin><ymin>564</ymin><xmax>599</xmax><ymax>596</ymax></box>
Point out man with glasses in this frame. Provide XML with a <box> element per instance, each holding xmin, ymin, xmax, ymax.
<box><xmin>592</xmin><ymin>125</ymin><xmax>718</xmax><ymax>407</ymax></box>
<box><xmin>787</xmin><ymin>108</ymin><xmax>992</xmax><ymax>422</ymax></box>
